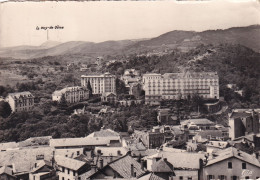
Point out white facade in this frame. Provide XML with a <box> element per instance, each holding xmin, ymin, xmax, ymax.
<box><xmin>6</xmin><ymin>91</ymin><xmax>34</xmax><ymax>112</ymax></box>
<box><xmin>142</xmin><ymin>72</ymin><xmax>219</xmax><ymax>104</ymax></box>
<box><xmin>81</xmin><ymin>73</ymin><xmax>116</xmax><ymax>94</ymax></box>
<box><xmin>52</xmin><ymin>86</ymin><xmax>89</xmax><ymax>103</ymax></box>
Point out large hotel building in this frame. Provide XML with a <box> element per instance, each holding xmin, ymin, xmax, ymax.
<box><xmin>81</xmin><ymin>73</ymin><xmax>116</xmax><ymax>94</ymax></box>
<box><xmin>143</xmin><ymin>72</ymin><xmax>219</xmax><ymax>104</ymax></box>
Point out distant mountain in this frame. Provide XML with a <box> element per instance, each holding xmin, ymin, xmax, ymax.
<box><xmin>0</xmin><ymin>25</ymin><xmax>259</xmax><ymax>59</ymax></box>
<box><xmin>125</xmin><ymin>25</ymin><xmax>260</xmax><ymax>54</ymax></box>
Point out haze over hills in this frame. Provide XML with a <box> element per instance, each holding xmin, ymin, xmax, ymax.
<box><xmin>0</xmin><ymin>25</ymin><xmax>259</xmax><ymax>59</ymax></box>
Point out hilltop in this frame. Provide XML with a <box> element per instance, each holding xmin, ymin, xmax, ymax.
<box><xmin>0</xmin><ymin>25</ymin><xmax>260</xmax><ymax>60</ymax></box>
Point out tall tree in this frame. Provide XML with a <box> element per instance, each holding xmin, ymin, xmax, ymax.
<box><xmin>0</xmin><ymin>101</ymin><xmax>12</xmax><ymax>118</ymax></box>
<box><xmin>87</xmin><ymin>81</ymin><xmax>93</xmax><ymax>97</ymax></box>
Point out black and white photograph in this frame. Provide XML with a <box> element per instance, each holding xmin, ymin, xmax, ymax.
<box><xmin>0</xmin><ymin>0</ymin><xmax>260</xmax><ymax>179</ymax></box>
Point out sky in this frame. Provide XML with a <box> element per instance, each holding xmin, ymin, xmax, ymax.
<box><xmin>0</xmin><ymin>0</ymin><xmax>259</xmax><ymax>47</ymax></box>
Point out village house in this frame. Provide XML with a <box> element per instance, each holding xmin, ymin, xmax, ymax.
<box><xmin>55</xmin><ymin>155</ymin><xmax>90</xmax><ymax>180</ymax></box>
<box><xmin>143</xmin><ymin>150</ymin><xmax>205</xmax><ymax>180</ymax></box>
<box><xmin>85</xmin><ymin>154</ymin><xmax>146</xmax><ymax>179</ymax></box>
<box><xmin>101</xmin><ymin>92</ymin><xmax>117</xmax><ymax>103</ymax></box>
<box><xmin>229</xmin><ymin>109</ymin><xmax>260</xmax><ymax>140</ymax></box>
<box><xmin>157</xmin><ymin>109</ymin><xmax>180</xmax><ymax>125</ymax></box>
<box><xmin>138</xmin><ymin>158</ymin><xmax>174</xmax><ymax>180</ymax></box>
<box><xmin>6</xmin><ymin>91</ymin><xmax>34</xmax><ymax>112</ymax></box>
<box><xmin>133</xmin><ymin>127</ymin><xmax>165</xmax><ymax>149</ymax></box>
<box><xmin>29</xmin><ymin>160</ymin><xmax>57</xmax><ymax>180</ymax></box>
<box><xmin>203</xmin><ymin>147</ymin><xmax>260</xmax><ymax>180</ymax></box>
<box><xmin>181</xmin><ymin>118</ymin><xmax>216</xmax><ymax>131</ymax></box>
<box><xmin>52</xmin><ymin>86</ymin><xmax>89</xmax><ymax>103</ymax></box>
<box><xmin>129</xmin><ymin>83</ymin><xmax>143</xmax><ymax>98</ymax></box>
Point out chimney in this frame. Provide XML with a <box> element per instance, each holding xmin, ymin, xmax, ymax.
<box><xmin>99</xmin><ymin>158</ymin><xmax>104</xmax><ymax>169</ymax></box>
<box><xmin>131</xmin><ymin>164</ymin><xmax>134</xmax><ymax>177</ymax></box>
<box><xmin>52</xmin><ymin>151</ymin><xmax>55</xmax><ymax>167</ymax></box>
<box><xmin>237</xmin><ymin>150</ymin><xmax>241</xmax><ymax>156</ymax></box>
<box><xmin>110</xmin><ymin>155</ymin><xmax>113</xmax><ymax>162</ymax></box>
<box><xmin>91</xmin><ymin>164</ymin><xmax>97</xmax><ymax>174</ymax></box>
<box><xmin>141</xmin><ymin>159</ymin><xmax>144</xmax><ymax>171</ymax></box>
<box><xmin>34</xmin><ymin>163</ymin><xmax>37</xmax><ymax>168</ymax></box>
<box><xmin>255</xmin><ymin>152</ymin><xmax>259</xmax><ymax>159</ymax></box>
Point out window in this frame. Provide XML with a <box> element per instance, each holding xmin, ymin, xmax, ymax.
<box><xmin>77</xmin><ymin>151</ymin><xmax>80</xmax><ymax>156</ymax></box>
<box><xmin>242</xmin><ymin>162</ymin><xmax>246</xmax><ymax>169</ymax></box>
<box><xmin>67</xmin><ymin>169</ymin><xmax>70</xmax><ymax>174</ymax></box>
<box><xmin>245</xmin><ymin>177</ymin><xmax>249</xmax><ymax>179</ymax></box>
<box><xmin>179</xmin><ymin>177</ymin><xmax>183</xmax><ymax>180</ymax></box>
<box><xmin>188</xmin><ymin>177</ymin><xmax>192</xmax><ymax>180</ymax></box>
<box><xmin>62</xmin><ymin>178</ymin><xmax>64</xmax><ymax>180</ymax></box>
<box><xmin>228</xmin><ymin>162</ymin><xmax>232</xmax><ymax>169</ymax></box>
<box><xmin>218</xmin><ymin>175</ymin><xmax>226</xmax><ymax>180</ymax></box>
<box><xmin>73</xmin><ymin>171</ymin><xmax>76</xmax><ymax>176</ymax></box>
<box><xmin>62</xmin><ymin>167</ymin><xmax>65</xmax><ymax>172</ymax></box>
<box><xmin>208</xmin><ymin>175</ymin><xmax>215</xmax><ymax>180</ymax></box>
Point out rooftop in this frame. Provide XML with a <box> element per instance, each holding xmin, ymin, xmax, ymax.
<box><xmin>87</xmin><ymin>129</ymin><xmax>120</xmax><ymax>138</ymax></box>
<box><xmin>55</xmin><ymin>155</ymin><xmax>87</xmax><ymax>171</ymax></box>
<box><xmin>50</xmin><ymin>136</ymin><xmax>116</xmax><ymax>148</ymax></box>
<box><xmin>8</xmin><ymin>91</ymin><xmax>34</xmax><ymax>99</ymax></box>
<box><xmin>94</xmin><ymin>147</ymin><xmax>129</xmax><ymax>157</ymax></box>
<box><xmin>206</xmin><ymin>147</ymin><xmax>260</xmax><ymax>167</ymax></box>
<box><xmin>151</xmin><ymin>158</ymin><xmax>174</xmax><ymax>173</ymax></box>
<box><xmin>144</xmin><ymin>151</ymin><xmax>205</xmax><ymax>170</ymax></box>
<box><xmin>0</xmin><ymin>166</ymin><xmax>14</xmax><ymax>176</ymax></box>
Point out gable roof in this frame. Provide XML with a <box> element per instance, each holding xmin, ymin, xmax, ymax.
<box><xmin>0</xmin><ymin>147</ymin><xmax>54</xmax><ymax>173</ymax></box>
<box><xmin>138</xmin><ymin>172</ymin><xmax>165</xmax><ymax>180</ymax></box>
<box><xmin>87</xmin><ymin>129</ymin><xmax>120</xmax><ymax>138</ymax></box>
<box><xmin>89</xmin><ymin>155</ymin><xmax>146</xmax><ymax>179</ymax></box>
<box><xmin>31</xmin><ymin>160</ymin><xmax>53</xmax><ymax>173</ymax></box>
<box><xmin>50</xmin><ymin>136</ymin><xmax>117</xmax><ymax>148</ymax></box>
<box><xmin>151</xmin><ymin>158</ymin><xmax>174</xmax><ymax>173</ymax></box>
<box><xmin>55</xmin><ymin>155</ymin><xmax>87</xmax><ymax>171</ymax></box>
<box><xmin>109</xmin><ymin>155</ymin><xmax>146</xmax><ymax>178</ymax></box>
<box><xmin>144</xmin><ymin>151</ymin><xmax>205</xmax><ymax>170</ymax></box>
<box><xmin>206</xmin><ymin>147</ymin><xmax>260</xmax><ymax>167</ymax></box>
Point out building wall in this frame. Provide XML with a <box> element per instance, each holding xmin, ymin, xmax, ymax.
<box><xmin>52</xmin><ymin>87</ymin><xmax>89</xmax><ymax>104</ymax></box>
<box><xmin>229</xmin><ymin>118</ymin><xmax>245</xmax><ymax>140</ymax></box>
<box><xmin>143</xmin><ymin>72</ymin><xmax>219</xmax><ymax>104</ymax></box>
<box><xmin>8</xmin><ymin>94</ymin><xmax>34</xmax><ymax>112</ymax></box>
<box><xmin>81</xmin><ymin>74</ymin><xmax>116</xmax><ymax>94</ymax></box>
<box><xmin>203</xmin><ymin>157</ymin><xmax>260</xmax><ymax>180</ymax></box>
<box><xmin>174</xmin><ymin>170</ymin><xmax>199</xmax><ymax>180</ymax></box>
<box><xmin>57</xmin><ymin>167</ymin><xmax>78</xmax><ymax>180</ymax></box>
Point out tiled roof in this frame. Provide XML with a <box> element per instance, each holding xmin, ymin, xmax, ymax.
<box><xmin>55</xmin><ymin>155</ymin><xmax>87</xmax><ymax>171</ymax></box>
<box><xmin>19</xmin><ymin>136</ymin><xmax>52</xmax><ymax>147</ymax></box>
<box><xmin>8</xmin><ymin>91</ymin><xmax>34</xmax><ymax>99</ymax></box>
<box><xmin>206</xmin><ymin>147</ymin><xmax>260</xmax><ymax>167</ymax></box>
<box><xmin>181</xmin><ymin>118</ymin><xmax>215</xmax><ymax>125</ymax></box>
<box><xmin>144</xmin><ymin>151</ymin><xmax>205</xmax><ymax>170</ymax></box>
<box><xmin>0</xmin><ymin>147</ymin><xmax>54</xmax><ymax>173</ymax></box>
<box><xmin>151</xmin><ymin>158</ymin><xmax>174</xmax><ymax>173</ymax></box>
<box><xmin>94</xmin><ymin>147</ymin><xmax>128</xmax><ymax>157</ymax></box>
<box><xmin>87</xmin><ymin>129</ymin><xmax>120</xmax><ymax>138</ymax></box>
<box><xmin>138</xmin><ymin>173</ymin><xmax>165</xmax><ymax>180</ymax></box>
<box><xmin>50</xmin><ymin>136</ymin><xmax>117</xmax><ymax>148</ymax></box>
<box><xmin>31</xmin><ymin>160</ymin><xmax>52</xmax><ymax>173</ymax></box>
<box><xmin>108</xmin><ymin>155</ymin><xmax>146</xmax><ymax>178</ymax></box>
<box><xmin>0</xmin><ymin>142</ymin><xmax>18</xmax><ymax>151</ymax></box>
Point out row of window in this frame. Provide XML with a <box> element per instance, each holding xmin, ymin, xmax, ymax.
<box><xmin>207</xmin><ymin>175</ymin><xmax>259</xmax><ymax>180</ymax></box>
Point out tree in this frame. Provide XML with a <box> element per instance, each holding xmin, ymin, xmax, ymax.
<box><xmin>87</xmin><ymin>81</ymin><xmax>93</xmax><ymax>97</ymax></box>
<box><xmin>58</xmin><ymin>94</ymin><xmax>68</xmax><ymax>109</ymax></box>
<box><xmin>0</xmin><ymin>101</ymin><xmax>12</xmax><ymax>118</ymax></box>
